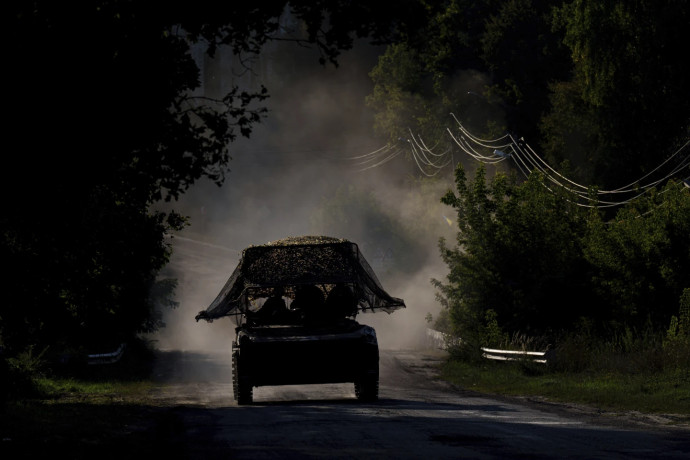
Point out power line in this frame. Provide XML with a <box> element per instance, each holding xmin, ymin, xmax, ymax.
<box><xmin>344</xmin><ymin>115</ymin><xmax>688</xmax><ymax>209</ymax></box>
<box><xmin>447</xmin><ymin>118</ymin><xmax>690</xmax><ymax>208</ymax></box>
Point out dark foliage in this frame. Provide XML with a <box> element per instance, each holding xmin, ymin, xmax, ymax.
<box><xmin>1</xmin><ymin>1</ymin><xmax>420</xmax><ymax>359</ymax></box>
<box><xmin>368</xmin><ymin>0</ymin><xmax>690</xmax><ymax>189</ymax></box>
<box><xmin>434</xmin><ymin>164</ymin><xmax>690</xmax><ymax>347</ymax></box>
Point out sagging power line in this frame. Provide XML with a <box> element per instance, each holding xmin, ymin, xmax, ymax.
<box><xmin>348</xmin><ymin>114</ymin><xmax>690</xmax><ymax>208</ymax></box>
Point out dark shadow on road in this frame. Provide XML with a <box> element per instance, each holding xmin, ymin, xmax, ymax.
<box><xmin>177</xmin><ymin>401</ymin><xmax>690</xmax><ymax>460</ymax></box>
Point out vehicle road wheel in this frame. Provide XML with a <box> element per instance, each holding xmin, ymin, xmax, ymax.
<box><xmin>232</xmin><ymin>352</ymin><xmax>253</xmax><ymax>405</ymax></box>
<box><xmin>236</xmin><ymin>377</ymin><xmax>253</xmax><ymax>405</ymax></box>
<box><xmin>354</xmin><ymin>374</ymin><xmax>379</xmax><ymax>402</ymax></box>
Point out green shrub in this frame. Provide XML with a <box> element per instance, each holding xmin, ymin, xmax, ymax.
<box><xmin>3</xmin><ymin>346</ymin><xmax>48</xmax><ymax>400</ymax></box>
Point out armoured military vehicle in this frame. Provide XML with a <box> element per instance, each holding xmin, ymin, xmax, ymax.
<box><xmin>195</xmin><ymin>236</ymin><xmax>405</xmax><ymax>404</ymax></box>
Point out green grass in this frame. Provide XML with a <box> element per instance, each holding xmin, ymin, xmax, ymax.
<box><xmin>32</xmin><ymin>376</ymin><xmax>156</xmax><ymax>404</ymax></box>
<box><xmin>0</xmin><ymin>347</ymin><xmax>182</xmax><ymax>459</ymax></box>
<box><xmin>440</xmin><ymin>359</ymin><xmax>690</xmax><ymax>416</ymax></box>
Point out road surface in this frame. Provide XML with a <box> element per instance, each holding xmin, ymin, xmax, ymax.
<box><xmin>151</xmin><ymin>236</ymin><xmax>689</xmax><ymax>458</ymax></box>
<box><xmin>148</xmin><ymin>347</ymin><xmax>690</xmax><ymax>459</ymax></box>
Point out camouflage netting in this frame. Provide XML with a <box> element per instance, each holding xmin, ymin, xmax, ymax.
<box><xmin>195</xmin><ymin>236</ymin><xmax>405</xmax><ymax>322</ymax></box>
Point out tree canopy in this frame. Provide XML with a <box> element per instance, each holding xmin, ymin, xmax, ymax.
<box><xmin>2</xmin><ymin>0</ymin><xmax>688</xmax><ymax>365</ymax></box>
<box><xmin>1</xmin><ymin>1</ymin><xmax>421</xmax><ymax>357</ymax></box>
<box><xmin>367</xmin><ymin>0</ymin><xmax>689</xmax><ymax>188</ymax></box>
<box><xmin>434</xmin><ymin>164</ymin><xmax>690</xmax><ymax>349</ymax></box>
<box><xmin>369</xmin><ymin>0</ymin><xmax>690</xmax><ymax>347</ymax></box>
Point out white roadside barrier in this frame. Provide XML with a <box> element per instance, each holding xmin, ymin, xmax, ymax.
<box><xmin>481</xmin><ymin>347</ymin><xmax>547</xmax><ymax>364</ymax></box>
<box><xmin>426</xmin><ymin>329</ymin><xmax>549</xmax><ymax>364</ymax></box>
<box><xmin>87</xmin><ymin>343</ymin><xmax>126</xmax><ymax>365</ymax></box>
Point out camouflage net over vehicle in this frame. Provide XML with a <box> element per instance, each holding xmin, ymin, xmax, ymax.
<box><xmin>195</xmin><ymin>236</ymin><xmax>405</xmax><ymax>322</ymax></box>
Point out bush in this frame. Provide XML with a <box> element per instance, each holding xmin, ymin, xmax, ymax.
<box><xmin>663</xmin><ymin>289</ymin><xmax>690</xmax><ymax>371</ymax></box>
<box><xmin>2</xmin><ymin>346</ymin><xmax>48</xmax><ymax>401</ymax></box>
<box><xmin>434</xmin><ymin>164</ymin><xmax>591</xmax><ymax>341</ymax></box>
<box><xmin>435</xmin><ymin>163</ymin><xmax>690</xmax><ymax>364</ymax></box>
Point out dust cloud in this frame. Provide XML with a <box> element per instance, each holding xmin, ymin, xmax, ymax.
<box><xmin>148</xmin><ymin>39</ymin><xmax>462</xmax><ymax>353</ymax></box>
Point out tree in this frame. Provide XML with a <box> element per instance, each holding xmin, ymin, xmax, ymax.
<box><xmin>479</xmin><ymin>0</ymin><xmax>571</xmax><ymax>138</ymax></box>
<box><xmin>366</xmin><ymin>0</ymin><xmax>570</xmax><ymax>154</ymax></box>
<box><xmin>365</xmin><ymin>0</ymin><xmax>689</xmax><ymax>191</ymax></box>
<box><xmin>546</xmin><ymin>0</ymin><xmax>690</xmax><ymax>187</ymax></box>
<box><xmin>583</xmin><ymin>181</ymin><xmax>690</xmax><ymax>332</ymax></box>
<box><xmin>435</xmin><ymin>161</ymin><xmax>690</xmax><ymax>348</ymax></box>
<box><xmin>1</xmin><ymin>1</ymin><xmax>420</xmax><ymax>357</ymax></box>
<box><xmin>433</xmin><ymin>164</ymin><xmax>593</xmax><ymax>343</ymax></box>
<box><xmin>366</xmin><ymin>43</ymin><xmax>432</xmax><ymax>144</ymax></box>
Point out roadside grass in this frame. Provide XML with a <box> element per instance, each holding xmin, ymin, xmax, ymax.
<box><xmin>33</xmin><ymin>375</ymin><xmax>156</xmax><ymax>403</ymax></box>
<box><xmin>440</xmin><ymin>359</ymin><xmax>690</xmax><ymax>417</ymax></box>
<box><xmin>27</xmin><ymin>340</ymin><xmax>160</xmax><ymax>403</ymax></box>
<box><xmin>1</xmin><ymin>395</ymin><xmax>182</xmax><ymax>459</ymax></box>
<box><xmin>3</xmin><ymin>338</ymin><xmax>689</xmax><ymax>458</ymax></box>
<box><xmin>0</xmin><ymin>341</ymin><xmax>184</xmax><ymax>459</ymax></box>
<box><xmin>435</xmin><ymin>323</ymin><xmax>690</xmax><ymax>421</ymax></box>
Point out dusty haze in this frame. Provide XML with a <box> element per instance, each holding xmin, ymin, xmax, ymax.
<box><xmin>149</xmin><ymin>40</ymin><xmax>460</xmax><ymax>353</ymax></box>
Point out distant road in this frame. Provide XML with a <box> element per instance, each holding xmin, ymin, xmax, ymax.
<box><xmin>150</xmin><ymin>348</ymin><xmax>690</xmax><ymax>459</ymax></box>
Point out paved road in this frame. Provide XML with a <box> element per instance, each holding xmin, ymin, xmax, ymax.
<box><xmin>154</xmin><ymin>236</ymin><xmax>689</xmax><ymax>457</ymax></box>
<box><xmin>150</xmin><ymin>348</ymin><xmax>690</xmax><ymax>459</ymax></box>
